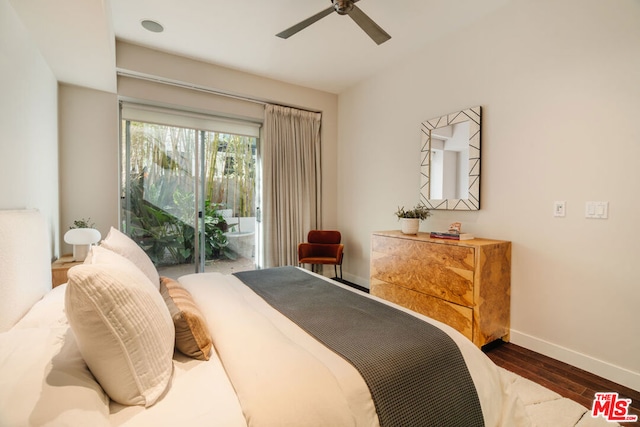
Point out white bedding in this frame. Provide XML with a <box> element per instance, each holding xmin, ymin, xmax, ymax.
<box><xmin>0</xmin><ymin>284</ymin><xmax>246</xmax><ymax>427</ymax></box>
<box><xmin>0</xmin><ymin>267</ymin><xmax>531</xmax><ymax>426</ymax></box>
<box><xmin>178</xmin><ymin>270</ymin><xmax>531</xmax><ymax>427</ymax></box>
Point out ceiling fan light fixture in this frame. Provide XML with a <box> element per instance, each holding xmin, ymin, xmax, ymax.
<box><xmin>141</xmin><ymin>20</ymin><xmax>164</xmax><ymax>33</ymax></box>
<box><xmin>333</xmin><ymin>0</ymin><xmax>354</xmax><ymax>15</ymax></box>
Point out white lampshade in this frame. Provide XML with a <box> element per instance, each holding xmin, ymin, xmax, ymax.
<box><xmin>64</xmin><ymin>228</ymin><xmax>101</xmax><ymax>261</ymax></box>
<box><xmin>64</xmin><ymin>228</ymin><xmax>101</xmax><ymax>245</ymax></box>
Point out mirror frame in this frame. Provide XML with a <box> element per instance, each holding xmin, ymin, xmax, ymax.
<box><xmin>420</xmin><ymin>106</ymin><xmax>481</xmax><ymax>210</ymax></box>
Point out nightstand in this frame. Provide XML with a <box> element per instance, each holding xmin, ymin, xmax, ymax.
<box><xmin>51</xmin><ymin>255</ymin><xmax>83</xmax><ymax>288</ymax></box>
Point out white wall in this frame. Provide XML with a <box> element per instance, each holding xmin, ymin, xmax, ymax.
<box><xmin>337</xmin><ymin>0</ymin><xmax>640</xmax><ymax>390</ymax></box>
<box><xmin>58</xmin><ymin>84</ymin><xmax>119</xmax><ymax>251</ymax></box>
<box><xmin>0</xmin><ymin>0</ymin><xmax>60</xmax><ymax>257</ymax></box>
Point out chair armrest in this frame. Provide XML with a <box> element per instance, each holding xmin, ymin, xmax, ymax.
<box><xmin>335</xmin><ymin>244</ymin><xmax>344</xmax><ymax>264</ymax></box>
<box><xmin>298</xmin><ymin>243</ymin><xmax>314</xmax><ymax>260</ymax></box>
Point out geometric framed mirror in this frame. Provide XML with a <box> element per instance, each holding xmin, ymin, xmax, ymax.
<box><xmin>420</xmin><ymin>106</ymin><xmax>481</xmax><ymax>210</ymax></box>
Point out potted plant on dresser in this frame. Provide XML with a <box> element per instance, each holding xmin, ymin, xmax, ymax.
<box><xmin>395</xmin><ymin>203</ymin><xmax>431</xmax><ymax>235</ymax></box>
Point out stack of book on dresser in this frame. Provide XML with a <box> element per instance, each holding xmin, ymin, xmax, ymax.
<box><xmin>429</xmin><ymin>231</ymin><xmax>475</xmax><ymax>240</ymax></box>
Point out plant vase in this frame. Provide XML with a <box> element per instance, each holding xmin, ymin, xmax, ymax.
<box><xmin>400</xmin><ymin>218</ymin><xmax>420</xmax><ymax>235</ymax></box>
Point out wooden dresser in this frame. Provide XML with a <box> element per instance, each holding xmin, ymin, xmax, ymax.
<box><xmin>370</xmin><ymin>230</ymin><xmax>511</xmax><ymax>348</ymax></box>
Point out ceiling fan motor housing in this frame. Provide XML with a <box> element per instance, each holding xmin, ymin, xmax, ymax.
<box><xmin>333</xmin><ymin>0</ymin><xmax>354</xmax><ymax>15</ymax></box>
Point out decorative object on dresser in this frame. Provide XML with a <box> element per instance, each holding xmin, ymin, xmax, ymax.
<box><xmin>430</xmin><ymin>221</ymin><xmax>474</xmax><ymax>240</ymax></box>
<box><xmin>394</xmin><ymin>203</ymin><xmax>431</xmax><ymax>235</ymax></box>
<box><xmin>430</xmin><ymin>231</ymin><xmax>474</xmax><ymax>240</ymax></box>
<box><xmin>370</xmin><ymin>230</ymin><xmax>510</xmax><ymax>348</ymax></box>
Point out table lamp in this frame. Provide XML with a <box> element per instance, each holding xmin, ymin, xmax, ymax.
<box><xmin>64</xmin><ymin>228</ymin><xmax>101</xmax><ymax>261</ymax></box>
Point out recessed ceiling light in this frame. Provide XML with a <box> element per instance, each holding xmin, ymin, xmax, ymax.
<box><xmin>141</xmin><ymin>20</ymin><xmax>164</xmax><ymax>33</ymax></box>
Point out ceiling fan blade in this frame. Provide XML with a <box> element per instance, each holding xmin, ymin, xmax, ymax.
<box><xmin>276</xmin><ymin>6</ymin><xmax>335</xmax><ymax>39</ymax></box>
<box><xmin>348</xmin><ymin>5</ymin><xmax>391</xmax><ymax>45</ymax></box>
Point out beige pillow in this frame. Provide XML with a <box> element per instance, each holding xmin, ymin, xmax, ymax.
<box><xmin>160</xmin><ymin>277</ymin><xmax>213</xmax><ymax>361</ymax></box>
<box><xmin>65</xmin><ymin>261</ymin><xmax>174</xmax><ymax>407</ymax></box>
<box><xmin>85</xmin><ymin>244</ymin><xmax>135</xmax><ymax>267</ymax></box>
<box><xmin>100</xmin><ymin>227</ymin><xmax>160</xmax><ymax>289</ymax></box>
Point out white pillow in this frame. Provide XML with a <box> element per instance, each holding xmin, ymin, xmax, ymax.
<box><xmin>100</xmin><ymin>227</ymin><xmax>160</xmax><ymax>289</ymax></box>
<box><xmin>85</xmin><ymin>244</ymin><xmax>138</xmax><ymax>269</ymax></box>
<box><xmin>65</xmin><ymin>261</ymin><xmax>174</xmax><ymax>407</ymax></box>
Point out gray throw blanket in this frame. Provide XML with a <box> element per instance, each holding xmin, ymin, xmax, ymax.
<box><xmin>234</xmin><ymin>267</ymin><xmax>484</xmax><ymax>427</ymax></box>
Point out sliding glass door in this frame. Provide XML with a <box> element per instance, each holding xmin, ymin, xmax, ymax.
<box><xmin>119</xmin><ymin>103</ymin><xmax>260</xmax><ymax>277</ymax></box>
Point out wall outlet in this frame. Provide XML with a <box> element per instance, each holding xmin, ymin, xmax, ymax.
<box><xmin>553</xmin><ymin>201</ymin><xmax>566</xmax><ymax>217</ymax></box>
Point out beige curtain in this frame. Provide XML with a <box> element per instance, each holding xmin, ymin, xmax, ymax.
<box><xmin>262</xmin><ymin>104</ymin><xmax>322</xmax><ymax>268</ymax></box>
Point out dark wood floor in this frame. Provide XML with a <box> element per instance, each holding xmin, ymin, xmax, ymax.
<box><xmin>337</xmin><ymin>280</ymin><xmax>639</xmax><ymax>424</ymax></box>
<box><xmin>484</xmin><ymin>341</ymin><xmax>640</xmax><ymax>426</ymax></box>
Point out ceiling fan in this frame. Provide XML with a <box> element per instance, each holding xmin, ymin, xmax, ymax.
<box><xmin>276</xmin><ymin>0</ymin><xmax>391</xmax><ymax>45</ymax></box>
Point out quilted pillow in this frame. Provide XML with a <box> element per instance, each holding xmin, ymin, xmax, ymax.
<box><xmin>160</xmin><ymin>276</ymin><xmax>213</xmax><ymax>361</ymax></box>
<box><xmin>100</xmin><ymin>227</ymin><xmax>160</xmax><ymax>289</ymax></box>
<box><xmin>65</xmin><ymin>261</ymin><xmax>174</xmax><ymax>407</ymax></box>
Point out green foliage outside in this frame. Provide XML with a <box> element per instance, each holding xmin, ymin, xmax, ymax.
<box><xmin>123</xmin><ymin>170</ymin><xmax>236</xmax><ymax>266</ymax></box>
<box><xmin>121</xmin><ymin>121</ymin><xmax>256</xmax><ymax>266</ymax></box>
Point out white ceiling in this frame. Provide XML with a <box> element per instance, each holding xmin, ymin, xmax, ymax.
<box><xmin>11</xmin><ymin>0</ymin><xmax>511</xmax><ymax>94</ymax></box>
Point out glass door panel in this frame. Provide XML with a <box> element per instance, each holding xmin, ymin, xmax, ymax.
<box><xmin>121</xmin><ymin>121</ymin><xmax>200</xmax><ymax>277</ymax></box>
<box><xmin>120</xmin><ymin>118</ymin><xmax>259</xmax><ymax>278</ymax></box>
<box><xmin>201</xmin><ymin>132</ymin><xmax>258</xmax><ymax>272</ymax></box>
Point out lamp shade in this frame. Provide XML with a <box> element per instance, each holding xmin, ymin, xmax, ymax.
<box><xmin>64</xmin><ymin>228</ymin><xmax>101</xmax><ymax>245</ymax></box>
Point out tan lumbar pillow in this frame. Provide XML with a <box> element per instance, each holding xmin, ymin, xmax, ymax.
<box><xmin>160</xmin><ymin>276</ymin><xmax>213</xmax><ymax>361</ymax></box>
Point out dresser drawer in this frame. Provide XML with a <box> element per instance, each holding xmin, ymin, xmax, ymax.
<box><xmin>371</xmin><ymin>235</ymin><xmax>475</xmax><ymax>307</ymax></box>
<box><xmin>370</xmin><ymin>231</ymin><xmax>511</xmax><ymax>348</ymax></box>
<box><xmin>371</xmin><ymin>279</ymin><xmax>473</xmax><ymax>341</ymax></box>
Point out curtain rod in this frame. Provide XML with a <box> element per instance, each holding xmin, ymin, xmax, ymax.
<box><xmin>116</xmin><ymin>69</ymin><xmax>322</xmax><ymax>114</ymax></box>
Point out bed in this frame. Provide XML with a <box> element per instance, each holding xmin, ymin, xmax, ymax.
<box><xmin>0</xmin><ymin>210</ymin><xmax>531</xmax><ymax>426</ymax></box>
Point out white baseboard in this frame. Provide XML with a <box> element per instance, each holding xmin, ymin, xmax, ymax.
<box><xmin>342</xmin><ymin>272</ymin><xmax>370</xmax><ymax>289</ymax></box>
<box><xmin>510</xmin><ymin>330</ymin><xmax>640</xmax><ymax>392</ymax></box>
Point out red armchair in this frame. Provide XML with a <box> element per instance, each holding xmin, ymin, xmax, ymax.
<box><xmin>298</xmin><ymin>230</ymin><xmax>344</xmax><ymax>279</ymax></box>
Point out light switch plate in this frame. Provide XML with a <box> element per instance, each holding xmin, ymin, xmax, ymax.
<box><xmin>585</xmin><ymin>201</ymin><xmax>608</xmax><ymax>219</ymax></box>
<box><xmin>553</xmin><ymin>201</ymin><xmax>566</xmax><ymax>217</ymax></box>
